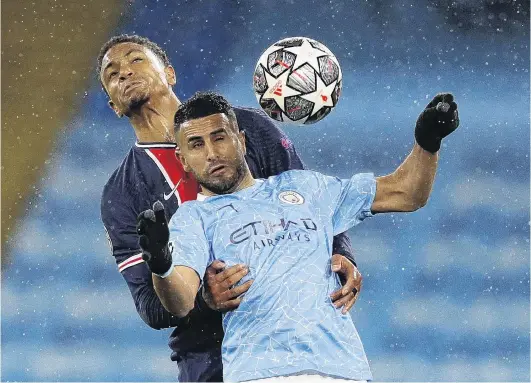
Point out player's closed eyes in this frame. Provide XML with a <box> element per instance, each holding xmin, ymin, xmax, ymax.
<box><xmin>192</xmin><ymin>141</ymin><xmax>204</xmax><ymax>149</ymax></box>
<box><xmin>132</xmin><ymin>57</ymin><xmax>143</xmax><ymax>63</ymax></box>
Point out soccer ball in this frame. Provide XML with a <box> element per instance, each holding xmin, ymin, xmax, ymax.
<box><xmin>253</xmin><ymin>37</ymin><xmax>342</xmax><ymax>125</ymax></box>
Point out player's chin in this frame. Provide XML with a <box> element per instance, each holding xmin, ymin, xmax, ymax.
<box><xmin>123</xmin><ymin>91</ymin><xmax>149</xmax><ymax>110</ymax></box>
<box><xmin>208</xmin><ymin>176</ymin><xmax>239</xmax><ymax>195</ymax></box>
<box><xmin>213</xmin><ymin>177</ymin><xmax>235</xmax><ymax>192</ymax></box>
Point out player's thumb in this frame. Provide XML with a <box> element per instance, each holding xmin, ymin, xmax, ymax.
<box><xmin>331</xmin><ymin>254</ymin><xmax>342</xmax><ymax>272</ymax></box>
<box><xmin>153</xmin><ymin>200</ymin><xmax>166</xmax><ymax>223</ymax></box>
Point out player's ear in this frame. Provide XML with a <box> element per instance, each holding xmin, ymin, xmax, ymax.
<box><xmin>238</xmin><ymin>129</ymin><xmax>247</xmax><ymax>155</ymax></box>
<box><xmin>108</xmin><ymin>100</ymin><xmax>123</xmax><ymax>118</ymax></box>
<box><xmin>165</xmin><ymin>65</ymin><xmax>176</xmax><ymax>86</ymax></box>
<box><xmin>179</xmin><ymin>153</ymin><xmax>191</xmax><ymax>172</ymax></box>
<box><xmin>176</xmin><ymin>146</ymin><xmax>191</xmax><ymax>172</ymax></box>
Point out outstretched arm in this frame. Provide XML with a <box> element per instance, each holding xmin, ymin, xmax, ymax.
<box><xmin>372</xmin><ymin>93</ymin><xmax>459</xmax><ymax>214</ymax></box>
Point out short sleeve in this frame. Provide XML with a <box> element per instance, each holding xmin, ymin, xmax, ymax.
<box><xmin>314</xmin><ymin>172</ymin><xmax>376</xmax><ymax>236</ymax></box>
<box><xmin>168</xmin><ymin>204</ymin><xmax>211</xmax><ymax>281</ymax></box>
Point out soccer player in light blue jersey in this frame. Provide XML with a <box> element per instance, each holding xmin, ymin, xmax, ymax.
<box><xmin>137</xmin><ymin>91</ymin><xmax>459</xmax><ymax>382</ymax></box>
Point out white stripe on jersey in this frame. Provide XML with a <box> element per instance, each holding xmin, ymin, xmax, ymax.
<box><xmin>118</xmin><ymin>253</ymin><xmax>144</xmax><ymax>272</ymax></box>
<box><xmin>135</xmin><ymin>142</ymin><xmax>176</xmax><ymax>148</ymax></box>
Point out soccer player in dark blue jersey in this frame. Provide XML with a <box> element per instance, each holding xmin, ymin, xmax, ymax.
<box><xmin>136</xmin><ymin>91</ymin><xmax>459</xmax><ymax>382</ymax></box>
<box><xmin>98</xmin><ymin>35</ymin><xmax>362</xmax><ymax>382</ymax></box>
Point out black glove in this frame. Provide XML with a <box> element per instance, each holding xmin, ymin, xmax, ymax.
<box><xmin>415</xmin><ymin>93</ymin><xmax>460</xmax><ymax>153</ymax></box>
<box><xmin>136</xmin><ymin>200</ymin><xmax>172</xmax><ymax>277</ymax></box>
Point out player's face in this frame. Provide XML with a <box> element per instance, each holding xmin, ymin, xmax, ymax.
<box><xmin>177</xmin><ymin>113</ymin><xmax>247</xmax><ymax>195</ymax></box>
<box><xmin>100</xmin><ymin>42</ymin><xmax>176</xmax><ymax>117</ymax></box>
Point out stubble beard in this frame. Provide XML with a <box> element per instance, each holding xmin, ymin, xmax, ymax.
<box><xmin>122</xmin><ymin>84</ymin><xmax>151</xmax><ymax>117</ymax></box>
<box><xmin>196</xmin><ymin>157</ymin><xmax>247</xmax><ymax>195</ymax></box>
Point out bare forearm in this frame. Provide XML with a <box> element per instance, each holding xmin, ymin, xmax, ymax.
<box><xmin>153</xmin><ymin>266</ymin><xmax>200</xmax><ymax>318</ymax></box>
<box><xmin>372</xmin><ymin>92</ymin><xmax>459</xmax><ymax>213</ymax></box>
<box><xmin>396</xmin><ymin>143</ymin><xmax>438</xmax><ymax>206</ymax></box>
<box><xmin>373</xmin><ymin>143</ymin><xmax>438</xmax><ymax>213</ymax></box>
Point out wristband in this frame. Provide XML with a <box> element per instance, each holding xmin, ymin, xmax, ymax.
<box><xmin>154</xmin><ymin>264</ymin><xmax>174</xmax><ymax>279</ymax></box>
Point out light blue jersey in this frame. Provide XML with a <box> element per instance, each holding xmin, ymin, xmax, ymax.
<box><xmin>168</xmin><ymin>170</ymin><xmax>376</xmax><ymax>382</ymax></box>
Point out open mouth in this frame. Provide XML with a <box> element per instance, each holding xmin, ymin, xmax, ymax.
<box><xmin>209</xmin><ymin>165</ymin><xmax>226</xmax><ymax>175</ymax></box>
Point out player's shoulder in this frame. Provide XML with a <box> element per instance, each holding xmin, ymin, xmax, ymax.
<box><xmin>266</xmin><ymin>169</ymin><xmax>322</xmax><ymax>186</ymax></box>
<box><xmin>233</xmin><ymin>106</ymin><xmax>268</xmax><ymax>122</ymax></box>
<box><xmin>233</xmin><ymin>106</ymin><xmax>281</xmax><ymax>134</ymax></box>
<box><xmin>273</xmin><ymin>170</ymin><xmax>376</xmax><ymax>188</ymax></box>
<box><xmin>101</xmin><ymin>145</ymin><xmax>153</xmax><ymax>217</ymax></box>
<box><xmin>168</xmin><ymin>199</ymin><xmax>207</xmax><ymax>228</ymax></box>
<box><xmin>233</xmin><ymin>105</ymin><xmax>295</xmax><ymax>153</ymax></box>
<box><xmin>173</xmin><ymin>198</ymin><xmax>208</xmax><ymax>217</ymax></box>
<box><xmin>102</xmin><ymin>147</ymin><xmax>135</xmax><ymax>195</ymax></box>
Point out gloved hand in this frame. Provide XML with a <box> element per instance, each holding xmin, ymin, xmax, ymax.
<box><xmin>415</xmin><ymin>93</ymin><xmax>460</xmax><ymax>153</ymax></box>
<box><xmin>136</xmin><ymin>200</ymin><xmax>173</xmax><ymax>277</ymax></box>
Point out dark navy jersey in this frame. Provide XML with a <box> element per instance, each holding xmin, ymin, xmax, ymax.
<box><xmin>100</xmin><ymin>107</ymin><xmax>355</xmax><ymax>382</ymax></box>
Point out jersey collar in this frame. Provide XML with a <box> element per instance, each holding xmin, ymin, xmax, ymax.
<box><xmin>135</xmin><ymin>142</ymin><xmax>176</xmax><ymax>148</ymax></box>
<box><xmin>197</xmin><ymin>179</ymin><xmax>264</xmax><ymax>201</ymax></box>
<box><xmin>197</xmin><ymin>193</ymin><xmax>209</xmax><ymax>201</ymax></box>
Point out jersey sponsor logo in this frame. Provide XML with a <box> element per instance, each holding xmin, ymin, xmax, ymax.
<box><xmin>278</xmin><ymin>190</ymin><xmax>304</xmax><ymax>205</ymax></box>
<box><xmin>229</xmin><ymin>217</ymin><xmax>317</xmax><ymax>245</ymax></box>
<box><xmin>163</xmin><ymin>178</ymin><xmax>182</xmax><ymax>200</ymax></box>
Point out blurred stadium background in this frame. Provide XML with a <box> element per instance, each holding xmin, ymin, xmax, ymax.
<box><xmin>2</xmin><ymin>0</ymin><xmax>529</xmax><ymax>381</ymax></box>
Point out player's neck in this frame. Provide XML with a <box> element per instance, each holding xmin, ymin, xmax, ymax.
<box><xmin>129</xmin><ymin>93</ymin><xmax>181</xmax><ymax>143</ymax></box>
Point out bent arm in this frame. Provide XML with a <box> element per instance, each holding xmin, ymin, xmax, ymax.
<box><xmin>153</xmin><ymin>266</ymin><xmax>201</xmax><ymax>318</ymax></box>
<box><xmin>101</xmin><ymin>189</ymin><xmax>184</xmax><ymax>329</ymax></box>
<box><xmin>372</xmin><ymin>143</ymin><xmax>438</xmax><ymax>213</ymax></box>
<box><xmin>121</xmin><ymin>263</ymin><xmax>184</xmax><ymax>329</ymax></box>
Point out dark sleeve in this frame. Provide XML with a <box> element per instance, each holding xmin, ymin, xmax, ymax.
<box><xmin>332</xmin><ymin>232</ymin><xmax>356</xmax><ymax>267</ymax></box>
<box><xmin>244</xmin><ymin>108</ymin><xmax>305</xmax><ymax>178</ymax></box>
<box><xmin>101</xmin><ymin>189</ymin><xmax>183</xmax><ymax>330</ymax></box>
<box><xmin>245</xmin><ymin>109</ymin><xmax>357</xmax><ymax>266</ymax></box>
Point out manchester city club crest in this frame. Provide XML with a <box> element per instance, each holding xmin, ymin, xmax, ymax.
<box><xmin>278</xmin><ymin>190</ymin><xmax>305</xmax><ymax>205</ymax></box>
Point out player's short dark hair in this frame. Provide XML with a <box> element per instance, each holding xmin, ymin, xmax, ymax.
<box><xmin>174</xmin><ymin>91</ymin><xmax>237</xmax><ymax>134</ymax></box>
<box><xmin>97</xmin><ymin>34</ymin><xmax>170</xmax><ymax>76</ymax></box>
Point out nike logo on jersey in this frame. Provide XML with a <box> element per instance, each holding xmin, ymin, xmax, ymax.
<box><xmin>163</xmin><ymin>178</ymin><xmax>182</xmax><ymax>200</ymax></box>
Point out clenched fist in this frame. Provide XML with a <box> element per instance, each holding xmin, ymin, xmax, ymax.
<box><xmin>415</xmin><ymin>93</ymin><xmax>460</xmax><ymax>153</ymax></box>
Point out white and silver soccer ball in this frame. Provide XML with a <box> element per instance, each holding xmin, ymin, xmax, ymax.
<box><xmin>253</xmin><ymin>37</ymin><xmax>342</xmax><ymax>125</ymax></box>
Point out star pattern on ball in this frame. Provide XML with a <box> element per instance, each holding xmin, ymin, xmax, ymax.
<box><xmin>261</xmin><ymin>67</ymin><xmax>301</xmax><ymax>109</ymax></box>
<box><xmin>300</xmin><ymin>72</ymin><xmax>337</xmax><ymax>117</ymax></box>
<box><xmin>283</xmin><ymin>38</ymin><xmax>327</xmax><ymax>72</ymax></box>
